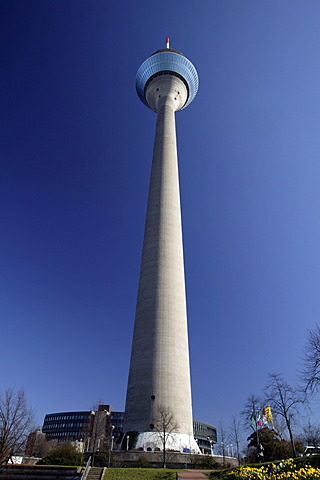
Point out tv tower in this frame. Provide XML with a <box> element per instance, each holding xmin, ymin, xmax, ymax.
<box><xmin>124</xmin><ymin>39</ymin><xmax>199</xmax><ymax>453</ymax></box>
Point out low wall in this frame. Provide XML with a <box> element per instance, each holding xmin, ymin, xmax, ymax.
<box><xmin>112</xmin><ymin>450</ymin><xmax>238</xmax><ymax>468</ymax></box>
<box><xmin>0</xmin><ymin>465</ymin><xmax>82</xmax><ymax>479</ymax></box>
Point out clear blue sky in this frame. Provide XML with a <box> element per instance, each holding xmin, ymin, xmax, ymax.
<box><xmin>2</xmin><ymin>0</ymin><xmax>320</xmax><ymax>437</ymax></box>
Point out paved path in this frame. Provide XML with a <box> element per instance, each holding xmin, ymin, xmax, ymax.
<box><xmin>178</xmin><ymin>471</ymin><xmax>210</xmax><ymax>480</ymax></box>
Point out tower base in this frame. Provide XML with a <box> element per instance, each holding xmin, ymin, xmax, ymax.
<box><xmin>133</xmin><ymin>432</ymin><xmax>201</xmax><ymax>454</ymax></box>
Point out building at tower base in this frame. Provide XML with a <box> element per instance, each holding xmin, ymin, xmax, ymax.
<box><xmin>133</xmin><ymin>432</ymin><xmax>199</xmax><ymax>454</ymax></box>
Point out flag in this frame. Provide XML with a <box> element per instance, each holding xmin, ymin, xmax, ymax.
<box><xmin>250</xmin><ymin>413</ymin><xmax>256</xmax><ymax>429</ymax></box>
<box><xmin>256</xmin><ymin>409</ymin><xmax>268</xmax><ymax>427</ymax></box>
<box><xmin>257</xmin><ymin>412</ymin><xmax>262</xmax><ymax>426</ymax></box>
<box><xmin>261</xmin><ymin>408</ymin><xmax>268</xmax><ymax>425</ymax></box>
<box><xmin>265</xmin><ymin>406</ymin><xmax>273</xmax><ymax>422</ymax></box>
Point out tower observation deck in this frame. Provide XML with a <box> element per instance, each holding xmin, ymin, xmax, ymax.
<box><xmin>124</xmin><ymin>40</ymin><xmax>199</xmax><ymax>454</ymax></box>
<box><xmin>136</xmin><ymin>45</ymin><xmax>199</xmax><ymax>111</ymax></box>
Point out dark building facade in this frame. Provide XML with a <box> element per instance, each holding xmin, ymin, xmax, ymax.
<box><xmin>42</xmin><ymin>411</ymin><xmax>93</xmax><ymax>442</ymax></box>
<box><xmin>42</xmin><ymin>405</ymin><xmax>124</xmax><ymax>451</ymax></box>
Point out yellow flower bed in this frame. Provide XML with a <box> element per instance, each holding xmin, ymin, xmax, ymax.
<box><xmin>224</xmin><ymin>459</ymin><xmax>320</xmax><ymax>480</ymax></box>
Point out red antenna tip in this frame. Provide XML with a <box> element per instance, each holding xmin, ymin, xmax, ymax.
<box><xmin>166</xmin><ymin>37</ymin><xmax>170</xmax><ymax>48</ymax></box>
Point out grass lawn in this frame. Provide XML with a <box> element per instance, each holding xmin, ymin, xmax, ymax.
<box><xmin>103</xmin><ymin>468</ymin><xmax>178</xmax><ymax>479</ymax></box>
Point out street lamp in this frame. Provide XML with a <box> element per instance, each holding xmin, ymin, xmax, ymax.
<box><xmin>126</xmin><ymin>435</ymin><xmax>129</xmax><ymax>451</ymax></box>
<box><xmin>207</xmin><ymin>437</ymin><xmax>213</xmax><ymax>456</ymax></box>
<box><xmin>226</xmin><ymin>444</ymin><xmax>234</xmax><ymax>457</ymax></box>
<box><xmin>221</xmin><ymin>441</ymin><xmax>225</xmax><ymax>467</ymax></box>
<box><xmin>108</xmin><ymin>425</ymin><xmax>115</xmax><ymax>468</ymax></box>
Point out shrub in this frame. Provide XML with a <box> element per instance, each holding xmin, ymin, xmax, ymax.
<box><xmin>294</xmin><ymin>455</ymin><xmax>320</xmax><ymax>468</ymax></box>
<box><xmin>138</xmin><ymin>455</ymin><xmax>151</xmax><ymax>468</ymax></box>
<box><xmin>93</xmin><ymin>448</ymin><xmax>110</xmax><ymax>467</ymax></box>
<box><xmin>191</xmin><ymin>454</ymin><xmax>219</xmax><ymax>469</ymax></box>
<box><xmin>37</xmin><ymin>443</ymin><xmax>82</xmax><ymax>466</ymax></box>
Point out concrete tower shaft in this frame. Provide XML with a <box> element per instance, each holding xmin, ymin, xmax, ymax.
<box><xmin>125</xmin><ymin>75</ymin><xmax>191</xmax><ymax>432</ymax></box>
<box><xmin>124</xmin><ymin>44</ymin><xmax>199</xmax><ymax>453</ymax></box>
<box><xmin>145</xmin><ymin>75</ymin><xmax>188</xmax><ymax>112</ymax></box>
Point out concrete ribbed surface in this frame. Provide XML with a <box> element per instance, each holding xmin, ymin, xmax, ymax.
<box><xmin>124</xmin><ymin>75</ymin><xmax>194</xmax><ymax>442</ymax></box>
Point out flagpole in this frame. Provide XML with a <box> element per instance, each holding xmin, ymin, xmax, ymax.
<box><xmin>251</xmin><ymin>409</ymin><xmax>262</xmax><ymax>463</ymax></box>
<box><xmin>255</xmin><ymin>413</ymin><xmax>262</xmax><ymax>463</ymax></box>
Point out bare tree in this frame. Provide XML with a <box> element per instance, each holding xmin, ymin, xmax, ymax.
<box><xmin>301</xmin><ymin>420</ymin><xmax>320</xmax><ymax>447</ymax></box>
<box><xmin>229</xmin><ymin>415</ymin><xmax>242</xmax><ymax>464</ymax></box>
<box><xmin>265</xmin><ymin>373</ymin><xmax>304</xmax><ymax>458</ymax></box>
<box><xmin>154</xmin><ymin>405</ymin><xmax>178</xmax><ymax>468</ymax></box>
<box><xmin>302</xmin><ymin>324</ymin><xmax>320</xmax><ymax>395</ymax></box>
<box><xmin>241</xmin><ymin>395</ymin><xmax>263</xmax><ymax>461</ymax></box>
<box><xmin>241</xmin><ymin>394</ymin><xmax>262</xmax><ymax>432</ymax></box>
<box><xmin>0</xmin><ymin>387</ymin><xmax>35</xmax><ymax>464</ymax></box>
<box><xmin>25</xmin><ymin>427</ymin><xmax>54</xmax><ymax>458</ymax></box>
<box><xmin>88</xmin><ymin>403</ymin><xmax>113</xmax><ymax>466</ymax></box>
<box><xmin>271</xmin><ymin>415</ymin><xmax>287</xmax><ymax>441</ymax></box>
<box><xmin>219</xmin><ymin>421</ymin><xmax>227</xmax><ymax>466</ymax></box>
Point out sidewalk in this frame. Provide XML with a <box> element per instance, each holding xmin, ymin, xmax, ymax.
<box><xmin>178</xmin><ymin>471</ymin><xmax>210</xmax><ymax>479</ymax></box>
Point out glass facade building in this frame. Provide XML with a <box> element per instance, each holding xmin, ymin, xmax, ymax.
<box><xmin>42</xmin><ymin>411</ymin><xmax>93</xmax><ymax>442</ymax></box>
<box><xmin>42</xmin><ymin>407</ymin><xmax>124</xmax><ymax>445</ymax></box>
<box><xmin>193</xmin><ymin>420</ymin><xmax>217</xmax><ymax>455</ymax></box>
